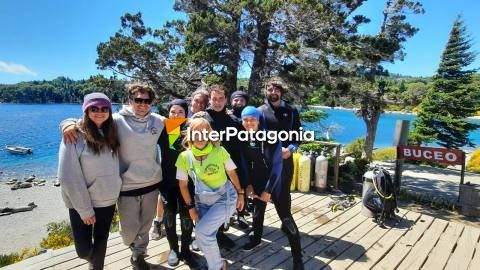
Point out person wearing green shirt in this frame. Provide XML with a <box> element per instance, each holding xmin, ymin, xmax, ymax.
<box><xmin>176</xmin><ymin>117</ymin><xmax>244</xmax><ymax>270</ymax></box>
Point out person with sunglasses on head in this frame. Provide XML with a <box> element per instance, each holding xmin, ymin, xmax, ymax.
<box><xmin>176</xmin><ymin>117</ymin><xmax>244</xmax><ymax>270</ymax></box>
<box><xmin>61</xmin><ymin>84</ymin><xmax>165</xmax><ymax>270</ymax></box>
<box><xmin>154</xmin><ymin>99</ymin><xmax>200</xmax><ymax>268</ymax></box>
<box><xmin>58</xmin><ymin>93</ymin><xmax>121</xmax><ymax>270</ymax></box>
<box><xmin>239</xmin><ymin>106</ymin><xmax>303</xmax><ymax>270</ymax></box>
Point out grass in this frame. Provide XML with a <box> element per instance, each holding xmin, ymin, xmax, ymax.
<box><xmin>0</xmin><ymin>211</ymin><xmax>120</xmax><ymax>267</ymax></box>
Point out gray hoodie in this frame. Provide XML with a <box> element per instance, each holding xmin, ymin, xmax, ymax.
<box><xmin>59</xmin><ymin>106</ymin><xmax>165</xmax><ymax>193</ymax></box>
<box><xmin>58</xmin><ymin>133</ymin><xmax>122</xmax><ymax>219</ymax></box>
<box><xmin>115</xmin><ymin>106</ymin><xmax>164</xmax><ymax>191</ymax></box>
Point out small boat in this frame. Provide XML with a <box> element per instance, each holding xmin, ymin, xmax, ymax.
<box><xmin>5</xmin><ymin>144</ymin><xmax>33</xmax><ymax>154</ymax></box>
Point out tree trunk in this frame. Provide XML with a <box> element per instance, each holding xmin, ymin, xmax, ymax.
<box><xmin>362</xmin><ymin>108</ymin><xmax>381</xmax><ymax>161</ymax></box>
<box><xmin>248</xmin><ymin>15</ymin><xmax>271</xmax><ymax>97</ymax></box>
<box><xmin>225</xmin><ymin>13</ymin><xmax>242</xmax><ymax>95</ymax></box>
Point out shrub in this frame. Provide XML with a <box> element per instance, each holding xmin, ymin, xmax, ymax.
<box><xmin>345</xmin><ymin>137</ymin><xmax>365</xmax><ymax>158</ymax></box>
<box><xmin>40</xmin><ymin>221</ymin><xmax>73</xmax><ymax>250</ymax></box>
<box><xmin>373</xmin><ymin>147</ymin><xmax>397</xmax><ymax>161</ymax></box>
<box><xmin>338</xmin><ymin>158</ymin><xmax>369</xmax><ymax>193</ymax></box>
<box><xmin>467</xmin><ymin>148</ymin><xmax>480</xmax><ymax>172</ymax></box>
<box><xmin>0</xmin><ymin>248</ymin><xmax>40</xmax><ymax>267</ymax></box>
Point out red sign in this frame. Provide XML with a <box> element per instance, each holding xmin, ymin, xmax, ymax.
<box><xmin>397</xmin><ymin>146</ymin><xmax>464</xmax><ymax>166</ymax></box>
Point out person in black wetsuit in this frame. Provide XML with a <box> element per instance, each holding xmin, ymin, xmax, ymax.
<box><xmin>256</xmin><ymin>78</ymin><xmax>304</xmax><ymax>269</ymax></box>
<box><xmin>157</xmin><ymin>99</ymin><xmax>199</xmax><ymax>268</ymax></box>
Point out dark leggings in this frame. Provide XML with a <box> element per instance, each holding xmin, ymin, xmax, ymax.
<box><xmin>251</xmin><ymin>156</ymin><xmax>302</xmax><ymax>259</ymax></box>
<box><xmin>163</xmin><ymin>185</ymin><xmax>194</xmax><ymax>254</ymax></box>
<box><xmin>69</xmin><ymin>205</ymin><xmax>116</xmax><ymax>270</ymax></box>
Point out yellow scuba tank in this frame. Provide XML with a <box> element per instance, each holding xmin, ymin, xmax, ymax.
<box><xmin>297</xmin><ymin>151</ymin><xmax>312</xmax><ymax>192</ymax></box>
<box><xmin>291</xmin><ymin>152</ymin><xmax>301</xmax><ymax>191</ymax></box>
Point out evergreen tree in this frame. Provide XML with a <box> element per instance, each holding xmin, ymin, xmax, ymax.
<box><xmin>413</xmin><ymin>16</ymin><xmax>479</xmax><ymax>149</ymax></box>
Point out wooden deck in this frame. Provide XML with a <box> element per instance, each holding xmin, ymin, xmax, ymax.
<box><xmin>4</xmin><ymin>192</ymin><xmax>479</xmax><ymax>270</ymax></box>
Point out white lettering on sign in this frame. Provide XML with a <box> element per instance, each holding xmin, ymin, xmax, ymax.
<box><xmin>402</xmin><ymin>148</ymin><xmax>458</xmax><ymax>163</ymax></box>
<box><xmin>445</xmin><ymin>153</ymin><xmax>457</xmax><ymax>162</ymax></box>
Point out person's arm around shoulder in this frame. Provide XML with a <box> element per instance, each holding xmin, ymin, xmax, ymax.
<box><xmin>60</xmin><ymin>118</ymin><xmax>81</xmax><ymax>144</ymax></box>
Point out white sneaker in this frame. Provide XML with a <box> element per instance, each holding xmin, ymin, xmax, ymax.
<box><xmin>167</xmin><ymin>250</ymin><xmax>179</xmax><ymax>266</ymax></box>
<box><xmin>191</xmin><ymin>239</ymin><xmax>200</xmax><ymax>251</ymax></box>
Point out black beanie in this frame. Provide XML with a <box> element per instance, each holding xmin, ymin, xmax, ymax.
<box><xmin>230</xmin><ymin>90</ymin><xmax>249</xmax><ymax>103</ymax></box>
<box><xmin>168</xmin><ymin>99</ymin><xmax>188</xmax><ymax>115</ymax></box>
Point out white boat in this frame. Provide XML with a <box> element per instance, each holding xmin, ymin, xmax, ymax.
<box><xmin>5</xmin><ymin>145</ymin><xmax>33</xmax><ymax>154</ymax></box>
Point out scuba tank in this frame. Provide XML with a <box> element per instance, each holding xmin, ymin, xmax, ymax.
<box><xmin>314</xmin><ymin>152</ymin><xmax>328</xmax><ymax>192</ymax></box>
<box><xmin>291</xmin><ymin>152</ymin><xmax>302</xmax><ymax>191</ymax></box>
<box><xmin>310</xmin><ymin>151</ymin><xmax>317</xmax><ymax>189</ymax></box>
<box><xmin>297</xmin><ymin>151</ymin><xmax>311</xmax><ymax>192</ymax></box>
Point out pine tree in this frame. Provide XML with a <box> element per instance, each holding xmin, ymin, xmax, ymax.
<box><xmin>413</xmin><ymin>16</ymin><xmax>479</xmax><ymax>149</ymax></box>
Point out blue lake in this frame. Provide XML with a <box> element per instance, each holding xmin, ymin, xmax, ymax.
<box><xmin>1</xmin><ymin>104</ymin><xmax>479</xmax><ymax>179</ymax></box>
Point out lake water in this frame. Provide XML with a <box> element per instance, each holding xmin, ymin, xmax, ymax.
<box><xmin>1</xmin><ymin>104</ymin><xmax>479</xmax><ymax>180</ymax></box>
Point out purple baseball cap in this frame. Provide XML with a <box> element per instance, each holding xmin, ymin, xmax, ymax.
<box><xmin>82</xmin><ymin>92</ymin><xmax>112</xmax><ymax>112</ymax></box>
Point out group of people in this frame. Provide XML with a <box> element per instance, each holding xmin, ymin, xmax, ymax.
<box><xmin>57</xmin><ymin>78</ymin><xmax>304</xmax><ymax>270</ymax></box>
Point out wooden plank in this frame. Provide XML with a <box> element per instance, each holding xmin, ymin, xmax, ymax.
<box><xmin>372</xmin><ymin>214</ymin><xmax>435</xmax><ymax>270</ymax></box>
<box><xmin>275</xmin><ymin>206</ymin><xmax>371</xmax><ymax>270</ymax></box>
<box><xmin>396</xmin><ymin>218</ymin><xmax>449</xmax><ymax>270</ymax></box>
<box><xmin>421</xmin><ymin>221</ymin><xmax>465</xmax><ymax>270</ymax></box>
<box><xmin>467</xmin><ymin>238</ymin><xmax>480</xmax><ymax>270</ymax></box>
<box><xmin>347</xmin><ymin>211</ymin><xmax>421</xmax><ymax>270</ymax></box>
<box><xmin>232</xmin><ymin>203</ymin><xmax>362</xmax><ymax>270</ymax></box>
<box><xmin>114</xmin><ymin>193</ymin><xmax>316</xmax><ymax>270</ymax></box>
<box><xmin>321</xmin><ymin>210</ymin><xmax>404</xmax><ymax>270</ymax></box>
<box><xmin>226</xmin><ymin>194</ymin><xmax>334</xmax><ymax>268</ymax></box>
<box><xmin>444</xmin><ymin>225</ymin><xmax>480</xmax><ymax>270</ymax></box>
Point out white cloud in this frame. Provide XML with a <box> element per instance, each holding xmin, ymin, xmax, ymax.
<box><xmin>0</xmin><ymin>61</ymin><xmax>37</xmax><ymax>76</ymax></box>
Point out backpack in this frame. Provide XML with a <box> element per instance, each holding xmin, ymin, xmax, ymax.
<box><xmin>361</xmin><ymin>167</ymin><xmax>399</xmax><ymax>226</ymax></box>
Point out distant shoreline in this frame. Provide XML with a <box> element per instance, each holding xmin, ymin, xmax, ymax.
<box><xmin>309</xmin><ymin>105</ymin><xmax>480</xmax><ymax>120</ymax></box>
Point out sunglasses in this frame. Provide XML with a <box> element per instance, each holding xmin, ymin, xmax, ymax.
<box><xmin>89</xmin><ymin>106</ymin><xmax>110</xmax><ymax>113</ymax></box>
<box><xmin>131</xmin><ymin>97</ymin><xmax>153</xmax><ymax>105</ymax></box>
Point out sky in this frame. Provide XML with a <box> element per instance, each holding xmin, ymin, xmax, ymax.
<box><xmin>1</xmin><ymin>0</ymin><xmax>479</xmax><ymax>84</ymax></box>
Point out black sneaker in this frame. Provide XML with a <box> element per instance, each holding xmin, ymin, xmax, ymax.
<box><xmin>242</xmin><ymin>239</ymin><xmax>261</xmax><ymax>251</ymax></box>
<box><xmin>237</xmin><ymin>214</ymin><xmax>249</xmax><ymax>230</ymax></box>
<box><xmin>182</xmin><ymin>250</ymin><xmax>200</xmax><ymax>269</ymax></box>
<box><xmin>216</xmin><ymin>231</ymin><xmax>235</xmax><ymax>249</ymax></box>
<box><xmin>131</xmin><ymin>255</ymin><xmax>150</xmax><ymax>270</ymax></box>
<box><xmin>150</xmin><ymin>220</ymin><xmax>164</xmax><ymax>240</ymax></box>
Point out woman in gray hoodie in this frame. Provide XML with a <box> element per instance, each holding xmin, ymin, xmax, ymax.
<box><xmin>58</xmin><ymin>92</ymin><xmax>121</xmax><ymax>270</ymax></box>
<box><xmin>61</xmin><ymin>84</ymin><xmax>165</xmax><ymax>270</ymax></box>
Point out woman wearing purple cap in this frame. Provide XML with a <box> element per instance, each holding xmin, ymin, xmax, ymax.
<box><xmin>58</xmin><ymin>92</ymin><xmax>121</xmax><ymax>270</ymax></box>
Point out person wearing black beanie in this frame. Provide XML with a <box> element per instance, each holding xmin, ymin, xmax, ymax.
<box><xmin>230</xmin><ymin>90</ymin><xmax>249</xmax><ymax>119</ymax></box>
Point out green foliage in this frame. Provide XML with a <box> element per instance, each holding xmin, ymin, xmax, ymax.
<box><xmin>467</xmin><ymin>148</ymin><xmax>480</xmax><ymax>172</ymax></box>
<box><xmin>298</xmin><ymin>142</ymin><xmax>335</xmax><ymax>156</ymax></box>
<box><xmin>372</xmin><ymin>147</ymin><xmax>397</xmax><ymax>161</ymax></box>
<box><xmin>0</xmin><ymin>75</ymin><xmax>126</xmax><ymax>104</ymax></box>
<box><xmin>338</xmin><ymin>158</ymin><xmax>370</xmax><ymax>193</ymax></box>
<box><xmin>345</xmin><ymin>137</ymin><xmax>365</xmax><ymax>159</ymax></box>
<box><xmin>413</xmin><ymin>16</ymin><xmax>480</xmax><ymax>149</ymax></box>
<box><xmin>300</xmin><ymin>110</ymin><xmax>327</xmax><ymax>123</ymax></box>
<box><xmin>40</xmin><ymin>221</ymin><xmax>74</xmax><ymax>250</ymax></box>
<box><xmin>0</xmin><ymin>248</ymin><xmax>41</xmax><ymax>267</ymax></box>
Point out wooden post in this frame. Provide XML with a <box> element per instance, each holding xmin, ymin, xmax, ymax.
<box><xmin>393</xmin><ymin>120</ymin><xmax>409</xmax><ymax>195</ymax></box>
<box><xmin>335</xmin><ymin>144</ymin><xmax>340</xmax><ymax>189</ymax></box>
<box><xmin>458</xmin><ymin>151</ymin><xmax>466</xmax><ymax>202</ymax></box>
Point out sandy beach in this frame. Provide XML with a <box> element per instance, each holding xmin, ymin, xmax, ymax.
<box><xmin>0</xmin><ymin>180</ymin><xmax>69</xmax><ymax>254</ymax></box>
